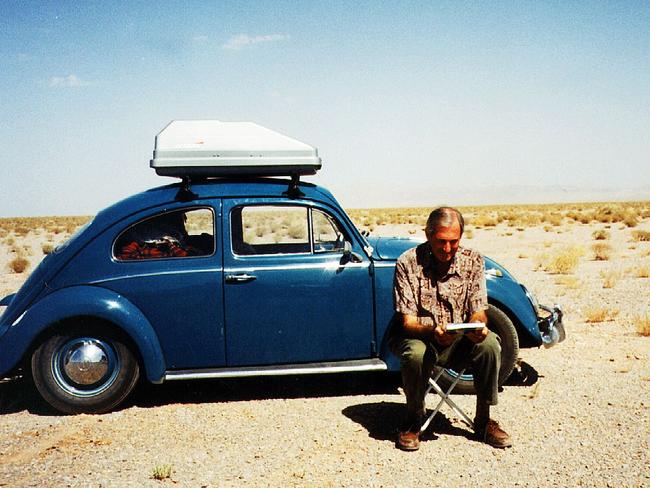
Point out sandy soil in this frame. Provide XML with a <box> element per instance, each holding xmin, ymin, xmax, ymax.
<box><xmin>0</xmin><ymin>217</ymin><xmax>649</xmax><ymax>487</ymax></box>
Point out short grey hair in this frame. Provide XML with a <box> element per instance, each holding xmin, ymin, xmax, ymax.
<box><xmin>425</xmin><ymin>207</ymin><xmax>464</xmax><ymax>236</ymax></box>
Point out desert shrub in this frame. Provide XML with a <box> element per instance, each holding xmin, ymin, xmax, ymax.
<box><xmin>585</xmin><ymin>307</ymin><xmax>619</xmax><ymax>323</ymax></box>
<box><xmin>42</xmin><ymin>242</ymin><xmax>55</xmax><ymax>255</ymax></box>
<box><xmin>464</xmin><ymin>228</ymin><xmax>473</xmax><ymax>239</ymax></box>
<box><xmin>9</xmin><ymin>257</ymin><xmax>29</xmax><ymax>273</ymax></box>
<box><xmin>544</xmin><ymin>246</ymin><xmax>584</xmax><ymax>274</ymax></box>
<box><xmin>599</xmin><ymin>269</ymin><xmax>621</xmax><ymax>289</ymax></box>
<box><xmin>634</xmin><ymin>314</ymin><xmax>650</xmax><ymax>336</ymax></box>
<box><xmin>554</xmin><ymin>275</ymin><xmax>582</xmax><ymax>289</ymax></box>
<box><xmin>591</xmin><ymin>243</ymin><xmax>612</xmax><ymax>261</ymax></box>
<box><xmin>542</xmin><ymin>213</ymin><xmax>563</xmax><ymax>227</ymax></box>
<box><xmin>631</xmin><ymin>230</ymin><xmax>650</xmax><ymax>242</ymax></box>
<box><xmin>635</xmin><ymin>266</ymin><xmax>650</xmax><ymax>278</ymax></box>
<box><xmin>151</xmin><ymin>464</ymin><xmax>172</xmax><ymax>480</ymax></box>
<box><xmin>623</xmin><ymin>214</ymin><xmax>638</xmax><ymax>227</ymax></box>
<box><xmin>592</xmin><ymin>229</ymin><xmax>610</xmax><ymax>240</ymax></box>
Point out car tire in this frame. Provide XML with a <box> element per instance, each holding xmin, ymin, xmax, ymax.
<box><xmin>433</xmin><ymin>304</ymin><xmax>519</xmax><ymax>395</ymax></box>
<box><xmin>31</xmin><ymin>325</ymin><xmax>140</xmax><ymax>414</ymax></box>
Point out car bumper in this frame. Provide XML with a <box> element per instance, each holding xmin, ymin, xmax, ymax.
<box><xmin>538</xmin><ymin>304</ymin><xmax>565</xmax><ymax>348</ymax></box>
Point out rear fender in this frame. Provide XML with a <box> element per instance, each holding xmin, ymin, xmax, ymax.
<box><xmin>0</xmin><ymin>286</ymin><xmax>166</xmax><ymax>383</ymax></box>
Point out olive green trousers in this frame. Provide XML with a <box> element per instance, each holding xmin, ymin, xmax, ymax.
<box><xmin>390</xmin><ymin>331</ymin><xmax>501</xmax><ymax>418</ymax></box>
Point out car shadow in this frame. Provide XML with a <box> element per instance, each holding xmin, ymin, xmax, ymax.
<box><xmin>503</xmin><ymin>360</ymin><xmax>540</xmax><ymax>387</ymax></box>
<box><xmin>0</xmin><ymin>362</ymin><xmax>539</xmax><ymax>416</ymax></box>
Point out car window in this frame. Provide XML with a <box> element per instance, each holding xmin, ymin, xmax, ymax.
<box><xmin>312</xmin><ymin>208</ymin><xmax>346</xmax><ymax>253</ymax></box>
<box><xmin>231</xmin><ymin>205</ymin><xmax>310</xmax><ymax>255</ymax></box>
<box><xmin>114</xmin><ymin>208</ymin><xmax>215</xmax><ymax>261</ymax></box>
<box><xmin>231</xmin><ymin>205</ymin><xmax>348</xmax><ymax>256</ymax></box>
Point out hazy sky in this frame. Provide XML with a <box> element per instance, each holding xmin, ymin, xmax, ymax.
<box><xmin>1</xmin><ymin>1</ymin><xmax>649</xmax><ymax>216</ymax></box>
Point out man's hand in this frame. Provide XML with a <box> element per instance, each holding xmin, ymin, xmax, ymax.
<box><xmin>465</xmin><ymin>310</ymin><xmax>489</xmax><ymax>343</ymax></box>
<box><xmin>433</xmin><ymin>323</ymin><xmax>456</xmax><ymax>346</ymax></box>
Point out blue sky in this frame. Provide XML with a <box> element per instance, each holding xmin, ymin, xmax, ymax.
<box><xmin>1</xmin><ymin>1</ymin><xmax>649</xmax><ymax>216</ymax></box>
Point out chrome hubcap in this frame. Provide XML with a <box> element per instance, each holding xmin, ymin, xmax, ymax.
<box><xmin>53</xmin><ymin>338</ymin><xmax>120</xmax><ymax>397</ymax></box>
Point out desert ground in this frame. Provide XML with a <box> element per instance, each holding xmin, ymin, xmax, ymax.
<box><xmin>0</xmin><ymin>202</ymin><xmax>649</xmax><ymax>487</ymax></box>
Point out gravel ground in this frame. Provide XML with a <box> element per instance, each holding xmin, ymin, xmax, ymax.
<box><xmin>1</xmin><ymin>220</ymin><xmax>649</xmax><ymax>487</ymax></box>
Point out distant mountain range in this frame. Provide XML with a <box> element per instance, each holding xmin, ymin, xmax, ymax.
<box><xmin>343</xmin><ymin>184</ymin><xmax>650</xmax><ymax>208</ymax></box>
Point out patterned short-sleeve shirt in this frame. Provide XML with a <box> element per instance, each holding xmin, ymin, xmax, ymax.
<box><xmin>393</xmin><ymin>243</ymin><xmax>488</xmax><ymax>327</ymax></box>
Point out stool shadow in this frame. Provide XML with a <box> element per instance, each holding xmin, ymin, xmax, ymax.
<box><xmin>342</xmin><ymin>401</ymin><xmax>473</xmax><ymax>442</ymax></box>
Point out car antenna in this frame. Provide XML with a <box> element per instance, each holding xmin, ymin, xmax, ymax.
<box><xmin>175</xmin><ymin>176</ymin><xmax>199</xmax><ymax>202</ymax></box>
<box><xmin>283</xmin><ymin>174</ymin><xmax>305</xmax><ymax>199</ymax></box>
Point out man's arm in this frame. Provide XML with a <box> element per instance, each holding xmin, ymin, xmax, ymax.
<box><xmin>465</xmin><ymin>308</ymin><xmax>488</xmax><ymax>343</ymax></box>
<box><xmin>401</xmin><ymin>313</ymin><xmax>456</xmax><ymax>347</ymax></box>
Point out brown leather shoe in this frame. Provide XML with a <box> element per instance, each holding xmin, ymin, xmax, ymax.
<box><xmin>397</xmin><ymin>429</ymin><xmax>420</xmax><ymax>451</ymax></box>
<box><xmin>475</xmin><ymin>419</ymin><xmax>512</xmax><ymax>448</ymax></box>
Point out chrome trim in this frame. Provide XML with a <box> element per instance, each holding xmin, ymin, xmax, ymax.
<box><xmin>372</xmin><ymin>262</ymin><xmax>398</xmax><ymax>268</ymax></box>
<box><xmin>538</xmin><ymin>304</ymin><xmax>566</xmax><ymax>348</ymax></box>
<box><xmin>52</xmin><ymin>338</ymin><xmax>120</xmax><ymax>397</ymax></box>
<box><xmin>90</xmin><ymin>268</ymin><xmax>217</xmax><ymax>284</ymax></box>
<box><xmin>224</xmin><ymin>261</ymin><xmax>368</xmax><ymax>273</ymax></box>
<box><xmin>164</xmin><ymin>358</ymin><xmax>387</xmax><ymax>381</ymax></box>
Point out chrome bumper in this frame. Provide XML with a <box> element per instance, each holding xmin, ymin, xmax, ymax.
<box><xmin>538</xmin><ymin>304</ymin><xmax>565</xmax><ymax>348</ymax></box>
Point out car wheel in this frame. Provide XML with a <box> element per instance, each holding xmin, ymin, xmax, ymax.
<box><xmin>31</xmin><ymin>325</ymin><xmax>140</xmax><ymax>414</ymax></box>
<box><xmin>434</xmin><ymin>304</ymin><xmax>519</xmax><ymax>395</ymax></box>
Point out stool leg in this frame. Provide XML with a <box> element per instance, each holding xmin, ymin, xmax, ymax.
<box><xmin>420</xmin><ymin>369</ymin><xmax>474</xmax><ymax>433</ymax></box>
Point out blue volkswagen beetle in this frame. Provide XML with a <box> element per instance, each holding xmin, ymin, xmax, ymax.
<box><xmin>0</xmin><ymin>121</ymin><xmax>564</xmax><ymax>413</ymax></box>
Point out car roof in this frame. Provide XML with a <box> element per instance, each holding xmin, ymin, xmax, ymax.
<box><xmin>94</xmin><ymin>177</ymin><xmax>340</xmax><ymax>229</ymax></box>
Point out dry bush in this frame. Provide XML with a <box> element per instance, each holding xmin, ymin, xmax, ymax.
<box><xmin>9</xmin><ymin>257</ymin><xmax>29</xmax><ymax>274</ymax></box>
<box><xmin>585</xmin><ymin>307</ymin><xmax>619</xmax><ymax>323</ymax></box>
<box><xmin>591</xmin><ymin>242</ymin><xmax>612</xmax><ymax>261</ymax></box>
<box><xmin>631</xmin><ymin>230</ymin><xmax>650</xmax><ymax>242</ymax></box>
<box><xmin>42</xmin><ymin>242</ymin><xmax>55</xmax><ymax>255</ymax></box>
<box><xmin>600</xmin><ymin>269</ymin><xmax>621</xmax><ymax>289</ymax></box>
<box><xmin>634</xmin><ymin>314</ymin><xmax>650</xmax><ymax>336</ymax></box>
<box><xmin>464</xmin><ymin>228</ymin><xmax>473</xmax><ymax>239</ymax></box>
<box><xmin>554</xmin><ymin>275</ymin><xmax>582</xmax><ymax>289</ymax></box>
<box><xmin>635</xmin><ymin>266</ymin><xmax>650</xmax><ymax>278</ymax></box>
<box><xmin>592</xmin><ymin>229</ymin><xmax>610</xmax><ymax>240</ymax></box>
<box><xmin>542</xmin><ymin>213</ymin><xmax>563</xmax><ymax>227</ymax></box>
<box><xmin>543</xmin><ymin>246</ymin><xmax>584</xmax><ymax>274</ymax></box>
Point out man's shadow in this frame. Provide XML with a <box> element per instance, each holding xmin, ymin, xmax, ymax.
<box><xmin>341</xmin><ymin>401</ymin><xmax>473</xmax><ymax>442</ymax></box>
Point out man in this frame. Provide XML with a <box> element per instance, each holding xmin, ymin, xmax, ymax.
<box><xmin>390</xmin><ymin>207</ymin><xmax>512</xmax><ymax>451</ymax></box>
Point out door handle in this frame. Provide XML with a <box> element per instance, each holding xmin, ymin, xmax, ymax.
<box><xmin>225</xmin><ymin>273</ymin><xmax>257</xmax><ymax>283</ymax></box>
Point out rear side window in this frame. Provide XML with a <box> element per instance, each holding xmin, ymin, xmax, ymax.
<box><xmin>114</xmin><ymin>208</ymin><xmax>215</xmax><ymax>261</ymax></box>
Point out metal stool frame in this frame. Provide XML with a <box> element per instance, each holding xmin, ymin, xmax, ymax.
<box><xmin>420</xmin><ymin>368</ymin><xmax>474</xmax><ymax>433</ymax></box>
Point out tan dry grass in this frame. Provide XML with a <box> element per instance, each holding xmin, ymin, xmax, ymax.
<box><xmin>633</xmin><ymin>314</ymin><xmax>650</xmax><ymax>336</ymax></box>
<box><xmin>585</xmin><ymin>307</ymin><xmax>620</xmax><ymax>323</ymax></box>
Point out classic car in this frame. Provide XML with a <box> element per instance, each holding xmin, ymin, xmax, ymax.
<box><xmin>0</xmin><ymin>121</ymin><xmax>565</xmax><ymax>413</ymax></box>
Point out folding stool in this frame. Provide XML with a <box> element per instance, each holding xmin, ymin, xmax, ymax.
<box><xmin>420</xmin><ymin>367</ymin><xmax>474</xmax><ymax>434</ymax></box>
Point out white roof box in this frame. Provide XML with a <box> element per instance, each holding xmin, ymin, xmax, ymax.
<box><xmin>150</xmin><ymin>120</ymin><xmax>321</xmax><ymax>177</ymax></box>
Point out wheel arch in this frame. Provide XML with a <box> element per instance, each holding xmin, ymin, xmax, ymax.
<box><xmin>487</xmin><ymin>294</ymin><xmax>542</xmax><ymax>349</ymax></box>
<box><xmin>4</xmin><ymin>286</ymin><xmax>166</xmax><ymax>384</ymax></box>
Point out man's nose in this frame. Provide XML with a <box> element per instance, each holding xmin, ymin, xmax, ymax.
<box><xmin>442</xmin><ymin>242</ymin><xmax>451</xmax><ymax>253</ymax></box>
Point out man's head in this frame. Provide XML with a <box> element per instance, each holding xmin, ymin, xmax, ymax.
<box><xmin>424</xmin><ymin>207</ymin><xmax>464</xmax><ymax>263</ymax></box>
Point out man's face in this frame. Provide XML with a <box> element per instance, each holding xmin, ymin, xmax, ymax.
<box><xmin>426</xmin><ymin>220</ymin><xmax>462</xmax><ymax>263</ymax></box>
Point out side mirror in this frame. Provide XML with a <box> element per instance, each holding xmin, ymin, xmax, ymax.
<box><xmin>342</xmin><ymin>241</ymin><xmax>363</xmax><ymax>263</ymax></box>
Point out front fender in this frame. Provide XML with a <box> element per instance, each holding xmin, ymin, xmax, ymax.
<box><xmin>486</xmin><ymin>276</ymin><xmax>542</xmax><ymax>347</ymax></box>
<box><xmin>0</xmin><ymin>285</ymin><xmax>166</xmax><ymax>383</ymax></box>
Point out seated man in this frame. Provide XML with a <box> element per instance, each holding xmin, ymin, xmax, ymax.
<box><xmin>390</xmin><ymin>207</ymin><xmax>512</xmax><ymax>451</ymax></box>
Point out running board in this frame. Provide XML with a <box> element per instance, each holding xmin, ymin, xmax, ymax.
<box><xmin>164</xmin><ymin>358</ymin><xmax>387</xmax><ymax>381</ymax></box>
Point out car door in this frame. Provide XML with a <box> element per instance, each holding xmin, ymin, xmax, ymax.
<box><xmin>105</xmin><ymin>204</ymin><xmax>226</xmax><ymax>369</ymax></box>
<box><xmin>223</xmin><ymin>198</ymin><xmax>375</xmax><ymax>366</ymax></box>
